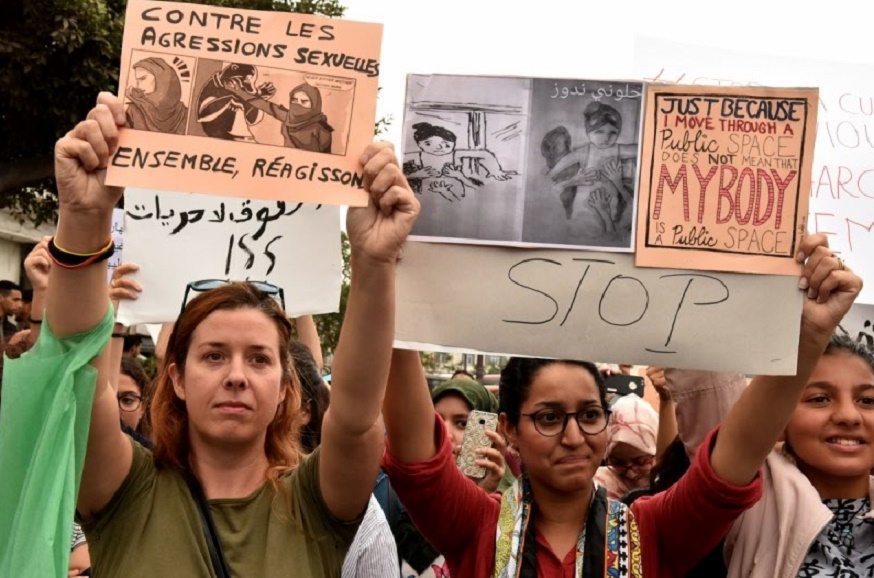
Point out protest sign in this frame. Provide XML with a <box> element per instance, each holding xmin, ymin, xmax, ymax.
<box><xmin>108</xmin><ymin>208</ymin><xmax>124</xmax><ymax>281</ymax></box>
<box><xmin>403</xmin><ymin>74</ymin><xmax>643</xmax><ymax>251</ymax></box>
<box><xmin>106</xmin><ymin>0</ymin><xmax>382</xmax><ymax>206</ymax></box>
<box><xmin>117</xmin><ymin>188</ymin><xmax>341</xmax><ymax>325</ymax></box>
<box><xmin>840</xmin><ymin>303</ymin><xmax>874</xmax><ymax>348</ymax></box>
<box><xmin>396</xmin><ymin>241</ymin><xmax>802</xmax><ymax>375</ymax></box>
<box><xmin>635</xmin><ymin>84</ymin><xmax>817</xmax><ymax>275</ymax></box>
<box><xmin>634</xmin><ymin>37</ymin><xmax>874</xmax><ymax>302</ymax></box>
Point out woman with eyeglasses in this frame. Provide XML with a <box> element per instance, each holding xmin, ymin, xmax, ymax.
<box><xmin>593</xmin><ymin>394</ymin><xmax>659</xmax><ymax>500</ymax></box>
<box><xmin>381</xmin><ymin>233</ymin><xmax>862</xmax><ymax>578</ymax></box>
<box><xmin>117</xmin><ymin>357</ymin><xmax>150</xmax><ymax>435</ymax></box>
<box><xmin>0</xmin><ymin>92</ymin><xmax>419</xmax><ymax>577</ymax></box>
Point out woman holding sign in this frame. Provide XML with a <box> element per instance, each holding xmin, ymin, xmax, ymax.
<box><xmin>3</xmin><ymin>92</ymin><xmax>419</xmax><ymax>577</ymax></box>
<box><xmin>381</xmin><ymin>235</ymin><xmax>862</xmax><ymax>577</ymax></box>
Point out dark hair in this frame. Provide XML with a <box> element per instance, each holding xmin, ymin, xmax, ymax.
<box><xmin>499</xmin><ymin>358</ymin><xmax>606</xmax><ymax>425</ymax></box>
<box><xmin>823</xmin><ymin>333</ymin><xmax>874</xmax><ymax>373</ymax></box>
<box><xmin>123</xmin><ymin>334</ymin><xmax>143</xmax><ymax>353</ymax></box>
<box><xmin>150</xmin><ymin>282</ymin><xmax>302</xmax><ymax>489</ymax></box>
<box><xmin>412</xmin><ymin>122</ymin><xmax>457</xmax><ymax>144</ymax></box>
<box><xmin>290</xmin><ymin>339</ymin><xmax>329</xmax><ymax>454</ymax></box>
<box><xmin>649</xmin><ymin>435</ymin><xmax>691</xmax><ymax>494</ymax></box>
<box><xmin>121</xmin><ymin>357</ymin><xmax>150</xmax><ymax>396</ymax></box>
<box><xmin>21</xmin><ymin>289</ymin><xmax>32</xmax><ymax>304</ymax></box>
<box><xmin>0</xmin><ymin>280</ymin><xmax>20</xmax><ymax>297</ymax></box>
<box><xmin>583</xmin><ymin>101</ymin><xmax>622</xmax><ymax>133</ymax></box>
<box><xmin>121</xmin><ymin>357</ymin><xmax>153</xmax><ymax>438</ymax></box>
<box><xmin>451</xmin><ymin>369</ymin><xmax>475</xmax><ymax>380</ymax></box>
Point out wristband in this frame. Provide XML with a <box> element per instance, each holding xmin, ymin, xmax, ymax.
<box><xmin>48</xmin><ymin>236</ymin><xmax>115</xmax><ymax>269</ymax></box>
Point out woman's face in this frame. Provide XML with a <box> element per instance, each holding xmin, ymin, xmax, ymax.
<box><xmin>418</xmin><ymin>136</ymin><xmax>455</xmax><ymax>156</ymax></box>
<box><xmin>606</xmin><ymin>441</ymin><xmax>654</xmax><ymax>489</ymax></box>
<box><xmin>434</xmin><ymin>393</ymin><xmax>472</xmax><ymax>457</ymax></box>
<box><xmin>133</xmin><ymin>67</ymin><xmax>157</xmax><ymax>95</ymax></box>
<box><xmin>506</xmin><ymin>363</ymin><xmax>607</xmax><ymax>494</ymax></box>
<box><xmin>786</xmin><ymin>352</ymin><xmax>874</xmax><ymax>492</ymax></box>
<box><xmin>588</xmin><ymin>124</ymin><xmax>619</xmax><ymax>149</ymax></box>
<box><xmin>170</xmin><ymin>308</ymin><xmax>286</xmax><ymax>449</ymax></box>
<box><xmin>291</xmin><ymin>91</ymin><xmax>313</xmax><ymax>109</ymax></box>
<box><xmin>118</xmin><ymin>374</ymin><xmax>144</xmax><ymax>430</ymax></box>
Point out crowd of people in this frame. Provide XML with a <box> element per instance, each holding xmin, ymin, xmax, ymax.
<box><xmin>0</xmin><ymin>92</ymin><xmax>871</xmax><ymax>578</ymax></box>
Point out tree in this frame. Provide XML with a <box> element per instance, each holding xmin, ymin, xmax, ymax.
<box><xmin>0</xmin><ymin>0</ymin><xmax>344</xmax><ymax>226</ymax></box>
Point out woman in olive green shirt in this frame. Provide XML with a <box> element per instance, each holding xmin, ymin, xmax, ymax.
<box><xmin>47</xmin><ymin>92</ymin><xmax>419</xmax><ymax>577</ymax></box>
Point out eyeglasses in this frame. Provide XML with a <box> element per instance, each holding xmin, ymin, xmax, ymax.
<box><xmin>118</xmin><ymin>393</ymin><xmax>143</xmax><ymax>412</ymax></box>
<box><xmin>181</xmin><ymin>279</ymin><xmax>286</xmax><ymax>315</ymax></box>
<box><xmin>521</xmin><ymin>407</ymin><xmax>611</xmax><ymax>437</ymax></box>
<box><xmin>606</xmin><ymin>455</ymin><xmax>655</xmax><ymax>473</ymax></box>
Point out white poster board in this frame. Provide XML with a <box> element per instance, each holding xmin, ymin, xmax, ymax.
<box><xmin>395</xmin><ymin>242</ymin><xmax>803</xmax><ymax>375</ymax></box>
<box><xmin>634</xmin><ymin>37</ymin><xmax>874</xmax><ymax>304</ymax></box>
<box><xmin>108</xmin><ymin>208</ymin><xmax>125</xmax><ymax>281</ymax></box>
<box><xmin>118</xmin><ymin>188</ymin><xmax>342</xmax><ymax>325</ymax></box>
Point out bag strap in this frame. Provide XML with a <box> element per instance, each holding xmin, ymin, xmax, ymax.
<box><xmin>184</xmin><ymin>473</ymin><xmax>233</xmax><ymax>578</ymax></box>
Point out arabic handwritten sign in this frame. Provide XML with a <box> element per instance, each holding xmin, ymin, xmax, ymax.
<box><xmin>105</xmin><ymin>0</ymin><xmax>382</xmax><ymax>207</ymax></box>
<box><xmin>634</xmin><ymin>37</ymin><xmax>874</xmax><ymax>302</ymax></box>
<box><xmin>396</xmin><ymin>242</ymin><xmax>803</xmax><ymax>375</ymax></box>
<box><xmin>117</xmin><ymin>188</ymin><xmax>342</xmax><ymax>325</ymax></box>
<box><xmin>635</xmin><ymin>84</ymin><xmax>817</xmax><ymax>275</ymax></box>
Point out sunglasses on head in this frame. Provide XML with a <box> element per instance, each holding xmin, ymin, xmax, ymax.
<box><xmin>181</xmin><ymin>279</ymin><xmax>286</xmax><ymax>315</ymax></box>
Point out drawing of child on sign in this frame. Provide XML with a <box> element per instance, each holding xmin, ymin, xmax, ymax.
<box><xmin>544</xmin><ymin>101</ymin><xmax>637</xmax><ymax>245</ymax></box>
<box><xmin>221</xmin><ymin>82</ymin><xmax>335</xmax><ymax>153</ymax></box>
<box><xmin>403</xmin><ymin>122</ymin><xmax>516</xmax><ymax>201</ymax></box>
<box><xmin>195</xmin><ymin>63</ymin><xmax>276</xmax><ymax>143</ymax></box>
<box><xmin>124</xmin><ymin>56</ymin><xmax>189</xmax><ymax>135</ymax></box>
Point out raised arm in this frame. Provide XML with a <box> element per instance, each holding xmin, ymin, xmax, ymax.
<box><xmin>107</xmin><ymin>263</ymin><xmax>141</xmax><ymax>391</ymax></box>
<box><xmin>384</xmin><ymin>348</ymin><xmax>439</xmax><ymax>462</ymax></box>
<box><xmin>53</xmin><ymin>92</ymin><xmax>133</xmax><ymax>520</ymax></box>
<box><xmin>22</xmin><ymin>238</ymin><xmax>51</xmax><ymax>346</ymax></box>
<box><xmin>647</xmin><ymin>367</ymin><xmax>677</xmax><ymax>459</ymax></box>
<box><xmin>319</xmin><ymin>143</ymin><xmax>420</xmax><ymax>520</ymax></box>
<box><xmin>710</xmin><ymin>234</ymin><xmax>863</xmax><ymax>485</ymax></box>
<box><xmin>294</xmin><ymin>315</ymin><xmax>324</xmax><ymax>371</ymax></box>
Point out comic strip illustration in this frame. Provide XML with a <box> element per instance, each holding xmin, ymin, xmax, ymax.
<box><xmin>122</xmin><ymin>51</ymin><xmax>356</xmax><ymax>156</ymax></box>
<box><xmin>522</xmin><ymin>79</ymin><xmax>643</xmax><ymax>250</ymax></box>
<box><xmin>404</xmin><ymin>75</ymin><xmax>643</xmax><ymax>250</ymax></box>
<box><xmin>403</xmin><ymin>74</ymin><xmax>527</xmax><ymax>242</ymax></box>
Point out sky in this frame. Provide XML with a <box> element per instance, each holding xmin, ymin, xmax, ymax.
<box><xmin>343</xmin><ymin>0</ymin><xmax>874</xmax><ymax>148</ymax></box>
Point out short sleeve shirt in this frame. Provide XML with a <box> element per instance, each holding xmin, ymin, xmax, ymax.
<box><xmin>82</xmin><ymin>439</ymin><xmax>360</xmax><ymax>577</ymax></box>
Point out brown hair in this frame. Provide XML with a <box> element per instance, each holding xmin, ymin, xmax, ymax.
<box><xmin>149</xmin><ymin>283</ymin><xmax>302</xmax><ymax>490</ymax></box>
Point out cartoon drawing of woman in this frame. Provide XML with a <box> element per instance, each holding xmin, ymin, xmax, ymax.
<box><xmin>125</xmin><ymin>57</ymin><xmax>188</xmax><ymax>135</ymax></box>
<box><xmin>544</xmin><ymin>101</ymin><xmax>637</xmax><ymax>246</ymax></box>
<box><xmin>403</xmin><ymin>123</ymin><xmax>515</xmax><ymax>201</ymax></box>
<box><xmin>224</xmin><ymin>82</ymin><xmax>334</xmax><ymax>153</ymax></box>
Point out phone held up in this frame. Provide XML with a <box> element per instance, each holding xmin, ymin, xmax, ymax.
<box><xmin>457</xmin><ymin>410</ymin><xmax>498</xmax><ymax>479</ymax></box>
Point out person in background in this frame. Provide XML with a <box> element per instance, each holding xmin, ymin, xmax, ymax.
<box><xmin>0</xmin><ymin>280</ymin><xmax>22</xmax><ymax>342</ymax></box>
<box><xmin>594</xmin><ymin>393</ymin><xmax>659</xmax><ymax>500</ymax></box>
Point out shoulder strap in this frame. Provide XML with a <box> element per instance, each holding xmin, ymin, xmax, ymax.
<box><xmin>184</xmin><ymin>474</ymin><xmax>232</xmax><ymax>578</ymax></box>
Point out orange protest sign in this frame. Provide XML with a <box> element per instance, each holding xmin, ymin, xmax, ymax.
<box><xmin>635</xmin><ymin>84</ymin><xmax>818</xmax><ymax>274</ymax></box>
<box><xmin>105</xmin><ymin>0</ymin><xmax>382</xmax><ymax>206</ymax></box>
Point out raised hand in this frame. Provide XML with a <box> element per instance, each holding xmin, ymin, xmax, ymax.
<box><xmin>109</xmin><ymin>263</ymin><xmax>142</xmax><ymax>315</ymax></box>
<box><xmin>602</xmin><ymin>159</ymin><xmax>623</xmax><ymax>186</ymax></box>
<box><xmin>257</xmin><ymin>81</ymin><xmax>276</xmax><ymax>99</ymax></box>
<box><xmin>24</xmin><ymin>237</ymin><xmax>52</xmax><ymax>292</ymax></box>
<box><xmin>55</xmin><ymin>92</ymin><xmax>125</xmax><ymax>218</ymax></box>
<box><xmin>796</xmin><ymin>234</ymin><xmax>863</xmax><ymax>340</ymax></box>
<box><xmin>474</xmin><ymin>430</ymin><xmax>508</xmax><ymax>493</ymax></box>
<box><xmin>347</xmin><ymin>143</ymin><xmax>420</xmax><ymax>265</ymax></box>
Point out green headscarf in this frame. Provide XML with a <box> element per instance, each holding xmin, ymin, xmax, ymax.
<box><xmin>431</xmin><ymin>378</ymin><xmax>498</xmax><ymax>413</ymax></box>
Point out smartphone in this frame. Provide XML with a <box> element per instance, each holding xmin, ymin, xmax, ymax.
<box><xmin>456</xmin><ymin>410</ymin><xmax>498</xmax><ymax>479</ymax></box>
<box><xmin>604</xmin><ymin>374</ymin><xmax>645</xmax><ymax>398</ymax></box>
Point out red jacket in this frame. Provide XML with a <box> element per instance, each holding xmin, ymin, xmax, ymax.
<box><xmin>383</xmin><ymin>414</ymin><xmax>763</xmax><ymax>578</ymax></box>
